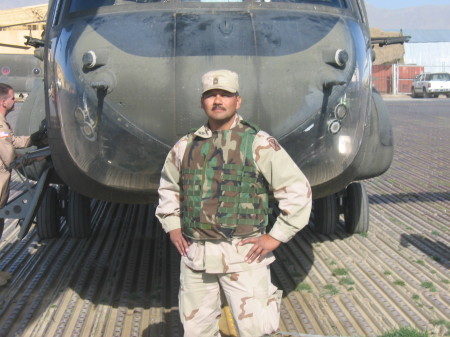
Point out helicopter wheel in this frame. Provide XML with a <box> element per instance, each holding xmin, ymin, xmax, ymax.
<box><xmin>0</xmin><ymin>218</ymin><xmax>4</xmax><ymax>240</ymax></box>
<box><xmin>36</xmin><ymin>186</ymin><xmax>60</xmax><ymax>239</ymax></box>
<box><xmin>312</xmin><ymin>194</ymin><xmax>338</xmax><ymax>234</ymax></box>
<box><xmin>67</xmin><ymin>189</ymin><xmax>91</xmax><ymax>238</ymax></box>
<box><xmin>343</xmin><ymin>182</ymin><xmax>369</xmax><ymax>234</ymax></box>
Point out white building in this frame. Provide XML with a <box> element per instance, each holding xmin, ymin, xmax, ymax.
<box><xmin>0</xmin><ymin>4</ymin><xmax>47</xmax><ymax>55</ymax></box>
<box><xmin>402</xmin><ymin>29</ymin><xmax>450</xmax><ymax>73</ymax></box>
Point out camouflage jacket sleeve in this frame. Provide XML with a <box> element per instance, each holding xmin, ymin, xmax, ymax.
<box><xmin>11</xmin><ymin>135</ymin><xmax>32</xmax><ymax>149</ymax></box>
<box><xmin>0</xmin><ymin>123</ymin><xmax>17</xmax><ymax>168</ymax></box>
<box><xmin>0</xmin><ymin>138</ymin><xmax>16</xmax><ymax>168</ymax></box>
<box><xmin>253</xmin><ymin>131</ymin><xmax>312</xmax><ymax>243</ymax></box>
<box><xmin>155</xmin><ymin>136</ymin><xmax>188</xmax><ymax>233</ymax></box>
<box><xmin>0</xmin><ymin>118</ymin><xmax>32</xmax><ymax>149</ymax></box>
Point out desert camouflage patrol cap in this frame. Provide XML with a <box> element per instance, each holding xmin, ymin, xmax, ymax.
<box><xmin>201</xmin><ymin>69</ymin><xmax>239</xmax><ymax>94</ymax></box>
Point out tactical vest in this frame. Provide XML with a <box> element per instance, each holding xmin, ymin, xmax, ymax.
<box><xmin>180</xmin><ymin>121</ymin><xmax>271</xmax><ymax>240</ymax></box>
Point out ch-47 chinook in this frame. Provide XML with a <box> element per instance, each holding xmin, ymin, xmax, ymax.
<box><xmin>0</xmin><ymin>19</ymin><xmax>46</xmax><ymax>98</ymax></box>
<box><xmin>3</xmin><ymin>0</ymin><xmax>395</xmax><ymax>240</ymax></box>
<box><xmin>0</xmin><ymin>54</ymin><xmax>43</xmax><ymax>99</ymax></box>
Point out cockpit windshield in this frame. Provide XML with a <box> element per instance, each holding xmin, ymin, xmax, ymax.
<box><xmin>181</xmin><ymin>0</ymin><xmax>345</xmax><ymax>4</ymax></box>
<box><xmin>69</xmin><ymin>0</ymin><xmax>346</xmax><ymax>13</ymax></box>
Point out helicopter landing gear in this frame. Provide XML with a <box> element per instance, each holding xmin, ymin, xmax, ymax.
<box><xmin>312</xmin><ymin>194</ymin><xmax>338</xmax><ymax>234</ymax></box>
<box><xmin>35</xmin><ymin>186</ymin><xmax>91</xmax><ymax>239</ymax></box>
<box><xmin>36</xmin><ymin>186</ymin><xmax>60</xmax><ymax>239</ymax></box>
<box><xmin>343</xmin><ymin>182</ymin><xmax>369</xmax><ymax>234</ymax></box>
<box><xmin>67</xmin><ymin>189</ymin><xmax>91</xmax><ymax>238</ymax></box>
<box><xmin>0</xmin><ymin>218</ymin><xmax>4</xmax><ymax>240</ymax></box>
<box><xmin>312</xmin><ymin>181</ymin><xmax>369</xmax><ymax>235</ymax></box>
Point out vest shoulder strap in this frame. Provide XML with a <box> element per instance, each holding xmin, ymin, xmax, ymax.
<box><xmin>240</xmin><ymin>119</ymin><xmax>260</xmax><ymax>133</ymax></box>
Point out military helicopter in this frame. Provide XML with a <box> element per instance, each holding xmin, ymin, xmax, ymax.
<box><xmin>0</xmin><ymin>54</ymin><xmax>43</xmax><ymax>98</ymax></box>
<box><xmin>0</xmin><ymin>18</ymin><xmax>46</xmax><ymax>97</ymax></box>
<box><xmin>6</xmin><ymin>0</ymin><xmax>395</xmax><ymax>239</ymax></box>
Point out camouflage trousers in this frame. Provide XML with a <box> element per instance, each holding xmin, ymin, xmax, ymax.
<box><xmin>179</xmin><ymin>262</ymin><xmax>282</xmax><ymax>337</ymax></box>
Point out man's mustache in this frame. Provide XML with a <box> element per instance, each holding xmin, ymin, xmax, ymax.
<box><xmin>212</xmin><ymin>105</ymin><xmax>226</xmax><ymax>111</ymax></box>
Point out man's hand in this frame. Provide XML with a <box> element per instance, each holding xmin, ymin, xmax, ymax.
<box><xmin>238</xmin><ymin>234</ymin><xmax>281</xmax><ymax>264</ymax></box>
<box><xmin>30</xmin><ymin>129</ymin><xmax>48</xmax><ymax>147</ymax></box>
<box><xmin>169</xmin><ymin>228</ymin><xmax>190</xmax><ymax>257</ymax></box>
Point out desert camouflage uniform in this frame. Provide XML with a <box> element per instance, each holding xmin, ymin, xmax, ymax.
<box><xmin>0</xmin><ymin>114</ymin><xmax>31</xmax><ymax>207</ymax></box>
<box><xmin>0</xmin><ymin>114</ymin><xmax>31</xmax><ymax>239</ymax></box>
<box><xmin>156</xmin><ymin>114</ymin><xmax>312</xmax><ymax>337</ymax></box>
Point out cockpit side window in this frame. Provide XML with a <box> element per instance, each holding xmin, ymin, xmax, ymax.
<box><xmin>353</xmin><ymin>0</ymin><xmax>367</xmax><ymax>23</ymax></box>
<box><xmin>51</xmin><ymin>0</ymin><xmax>65</xmax><ymax>26</ymax></box>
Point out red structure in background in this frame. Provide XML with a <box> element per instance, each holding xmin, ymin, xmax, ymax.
<box><xmin>373</xmin><ymin>65</ymin><xmax>392</xmax><ymax>93</ymax></box>
<box><xmin>373</xmin><ymin>65</ymin><xmax>424</xmax><ymax>94</ymax></box>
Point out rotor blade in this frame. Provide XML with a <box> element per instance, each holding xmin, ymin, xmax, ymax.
<box><xmin>0</xmin><ymin>42</ymin><xmax>30</xmax><ymax>50</ymax></box>
<box><xmin>0</xmin><ymin>20</ymin><xmax>46</xmax><ymax>30</ymax></box>
<box><xmin>371</xmin><ymin>36</ymin><xmax>411</xmax><ymax>47</ymax></box>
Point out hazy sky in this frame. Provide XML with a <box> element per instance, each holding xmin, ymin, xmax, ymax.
<box><xmin>0</xmin><ymin>0</ymin><xmax>47</xmax><ymax>10</ymax></box>
<box><xmin>1</xmin><ymin>0</ymin><xmax>450</xmax><ymax>10</ymax></box>
<box><xmin>365</xmin><ymin>0</ymin><xmax>450</xmax><ymax>9</ymax></box>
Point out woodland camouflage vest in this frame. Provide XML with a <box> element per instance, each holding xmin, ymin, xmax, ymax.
<box><xmin>180</xmin><ymin>121</ymin><xmax>271</xmax><ymax>240</ymax></box>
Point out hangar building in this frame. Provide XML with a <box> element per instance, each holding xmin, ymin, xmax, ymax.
<box><xmin>402</xmin><ymin>29</ymin><xmax>450</xmax><ymax>73</ymax></box>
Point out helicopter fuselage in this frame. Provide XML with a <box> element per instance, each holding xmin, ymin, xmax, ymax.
<box><xmin>42</xmin><ymin>0</ymin><xmax>392</xmax><ymax>203</ymax></box>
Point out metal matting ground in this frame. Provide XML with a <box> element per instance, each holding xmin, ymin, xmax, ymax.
<box><xmin>0</xmin><ymin>100</ymin><xmax>449</xmax><ymax>337</ymax></box>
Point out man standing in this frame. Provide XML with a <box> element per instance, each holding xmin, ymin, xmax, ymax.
<box><xmin>156</xmin><ymin>70</ymin><xmax>312</xmax><ymax>337</ymax></box>
<box><xmin>0</xmin><ymin>83</ymin><xmax>34</xmax><ymax>239</ymax></box>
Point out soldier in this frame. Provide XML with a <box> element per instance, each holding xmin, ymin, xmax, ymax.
<box><xmin>0</xmin><ymin>83</ymin><xmax>41</xmax><ymax>240</ymax></box>
<box><xmin>156</xmin><ymin>70</ymin><xmax>312</xmax><ymax>337</ymax></box>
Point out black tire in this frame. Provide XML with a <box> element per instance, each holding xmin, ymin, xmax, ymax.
<box><xmin>36</xmin><ymin>186</ymin><xmax>60</xmax><ymax>239</ymax></box>
<box><xmin>423</xmin><ymin>88</ymin><xmax>430</xmax><ymax>98</ymax></box>
<box><xmin>312</xmin><ymin>194</ymin><xmax>337</xmax><ymax>234</ymax></box>
<box><xmin>0</xmin><ymin>218</ymin><xmax>4</xmax><ymax>240</ymax></box>
<box><xmin>343</xmin><ymin>182</ymin><xmax>369</xmax><ymax>234</ymax></box>
<box><xmin>67</xmin><ymin>190</ymin><xmax>91</xmax><ymax>238</ymax></box>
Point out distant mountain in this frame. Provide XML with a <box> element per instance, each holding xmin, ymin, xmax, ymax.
<box><xmin>366</xmin><ymin>4</ymin><xmax>450</xmax><ymax>30</ymax></box>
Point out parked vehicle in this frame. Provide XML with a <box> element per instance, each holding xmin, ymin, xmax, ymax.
<box><xmin>411</xmin><ymin>72</ymin><xmax>450</xmax><ymax>98</ymax></box>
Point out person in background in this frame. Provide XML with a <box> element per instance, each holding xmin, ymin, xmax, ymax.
<box><xmin>0</xmin><ymin>83</ymin><xmax>42</xmax><ymax>240</ymax></box>
<box><xmin>156</xmin><ymin>70</ymin><xmax>312</xmax><ymax>337</ymax></box>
